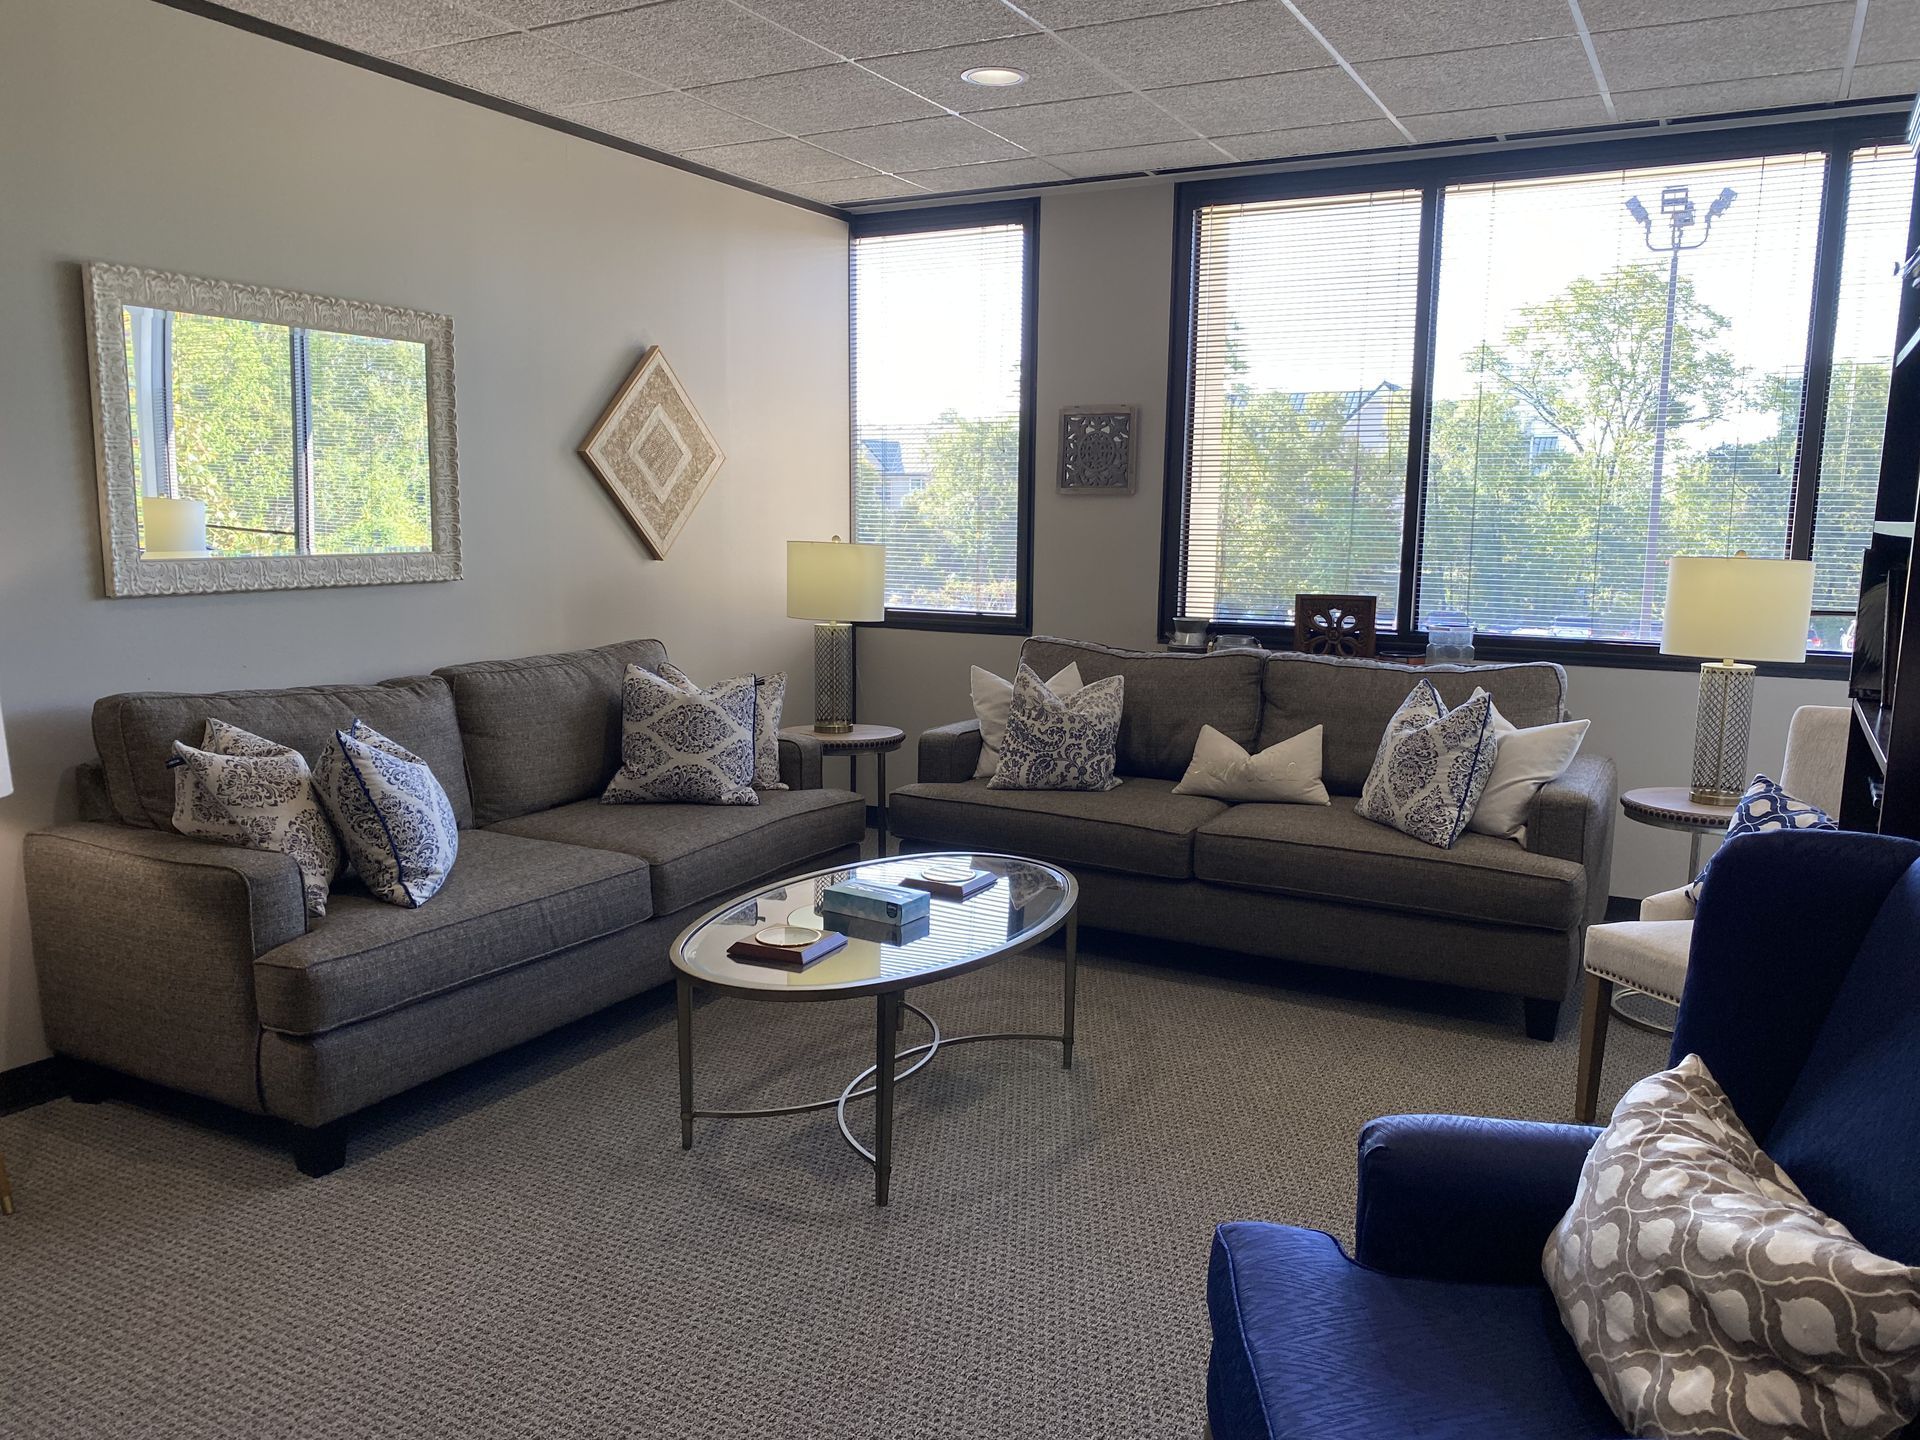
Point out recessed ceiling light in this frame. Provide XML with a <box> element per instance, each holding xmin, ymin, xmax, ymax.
<box><xmin>961</xmin><ymin>66</ymin><xmax>1028</xmax><ymax>87</ymax></box>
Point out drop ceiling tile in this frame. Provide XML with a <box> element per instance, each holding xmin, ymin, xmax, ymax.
<box><xmin>682</xmin><ymin>136</ymin><xmax>873</xmax><ymax>182</ymax></box>
<box><xmin>1020</xmin><ymin>0</ymin><xmax>1237</xmax><ymax>24</ymax></box>
<box><xmin>863</xmin><ymin>34</ymin><xmax>1126</xmax><ymax>112</ymax></box>
<box><xmin>460</xmin><ymin>0</ymin><xmax>638</xmax><ymax>25</ymax></box>
<box><xmin>1218</xmin><ymin>118</ymin><xmax>1407</xmax><ymax>160</ymax></box>
<box><xmin>894</xmin><ymin>156</ymin><xmax>1077</xmax><ymax>189</ymax></box>
<box><xmin>1612</xmin><ymin>70</ymin><xmax>1843</xmax><ymax>118</ymax></box>
<box><xmin>560</xmin><ymin>90</ymin><xmax>784</xmax><ymax>150</ymax></box>
<box><xmin>1591</xmin><ymin>5</ymin><xmax>1857</xmax><ymax>89</ymax></box>
<box><xmin>1577</xmin><ymin>0</ymin><xmax>1836</xmax><ymax>31</ymax></box>
<box><xmin>1056</xmin><ymin>1</ymin><xmax>1327</xmax><ymax>90</ymax></box>
<box><xmin>968</xmin><ymin>92</ymin><xmax>1195</xmax><ymax>155</ymax></box>
<box><xmin>544</xmin><ymin>0</ymin><xmax>835</xmax><ymax>87</ymax></box>
<box><xmin>691</xmin><ymin>63</ymin><xmax>944</xmax><ymax>134</ymax></box>
<box><xmin>1849</xmin><ymin>57</ymin><xmax>1920</xmax><ymax>95</ymax></box>
<box><xmin>1294</xmin><ymin>0</ymin><xmax>1573</xmax><ymax>62</ymax></box>
<box><xmin>1046</xmin><ymin>138</ymin><xmax>1233</xmax><ymax>177</ymax></box>
<box><xmin>809</xmin><ymin>115</ymin><xmax>1027</xmax><ymax>169</ymax></box>
<box><xmin>1860</xmin><ymin>0</ymin><xmax>1920</xmax><ymax>62</ymax></box>
<box><xmin>789</xmin><ymin>173</ymin><xmax>936</xmax><ymax>203</ymax></box>
<box><xmin>1146</xmin><ymin>67</ymin><xmax>1382</xmax><ymax>133</ymax></box>
<box><xmin>403</xmin><ymin>31</ymin><xmax>664</xmax><ymax>107</ymax></box>
<box><xmin>1355</xmin><ymin>36</ymin><xmax>1600</xmax><ymax>113</ymax></box>
<box><xmin>229</xmin><ymin>0</ymin><xmax>508</xmax><ymax>56</ymax></box>
<box><xmin>739</xmin><ymin>0</ymin><xmax>1038</xmax><ymax>59</ymax></box>
<box><xmin>1403</xmin><ymin>96</ymin><xmax>1611</xmax><ymax>140</ymax></box>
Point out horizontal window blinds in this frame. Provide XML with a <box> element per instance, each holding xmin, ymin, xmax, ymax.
<box><xmin>1180</xmin><ymin>190</ymin><xmax>1421</xmax><ymax>626</ymax></box>
<box><xmin>1812</xmin><ymin>143</ymin><xmax>1920</xmax><ymax>647</ymax></box>
<box><xmin>851</xmin><ymin>222</ymin><xmax>1026</xmax><ymax>618</ymax></box>
<box><xmin>1419</xmin><ymin>153</ymin><xmax>1826</xmax><ymax>643</ymax></box>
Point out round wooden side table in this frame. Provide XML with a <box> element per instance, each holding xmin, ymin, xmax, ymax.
<box><xmin>781</xmin><ymin>724</ymin><xmax>906</xmax><ymax>854</ymax></box>
<box><xmin>1614</xmin><ymin>786</ymin><xmax>1737</xmax><ymax>1036</ymax></box>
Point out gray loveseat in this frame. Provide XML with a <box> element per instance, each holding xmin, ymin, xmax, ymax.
<box><xmin>889</xmin><ymin>637</ymin><xmax>1617</xmax><ymax>1038</ymax></box>
<box><xmin>24</xmin><ymin>639</ymin><xmax>866</xmax><ymax>1174</ymax></box>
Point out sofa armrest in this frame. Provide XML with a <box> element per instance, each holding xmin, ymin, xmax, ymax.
<box><xmin>23</xmin><ymin>823</ymin><xmax>308</xmax><ymax>1113</ymax></box>
<box><xmin>1352</xmin><ymin>1113</ymin><xmax>1599</xmax><ymax>1285</ymax></box>
<box><xmin>918</xmin><ymin>720</ymin><xmax>983</xmax><ymax>784</ymax></box>
<box><xmin>1639</xmin><ymin>885</ymin><xmax>1696</xmax><ymax>921</ymax></box>
<box><xmin>778</xmin><ymin>732</ymin><xmax>824</xmax><ymax>790</ymax></box>
<box><xmin>1525</xmin><ymin>754</ymin><xmax>1617</xmax><ymax>926</ymax></box>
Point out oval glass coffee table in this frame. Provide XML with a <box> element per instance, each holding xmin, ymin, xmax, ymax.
<box><xmin>671</xmin><ymin>852</ymin><xmax>1078</xmax><ymax>1206</ymax></box>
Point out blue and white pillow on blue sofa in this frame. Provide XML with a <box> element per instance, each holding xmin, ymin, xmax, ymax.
<box><xmin>1687</xmin><ymin>773</ymin><xmax>1835</xmax><ymax>903</ymax></box>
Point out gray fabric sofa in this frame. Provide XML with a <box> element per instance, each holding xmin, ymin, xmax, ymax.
<box><xmin>24</xmin><ymin>639</ymin><xmax>866</xmax><ymax>1173</ymax></box>
<box><xmin>889</xmin><ymin>637</ymin><xmax>1617</xmax><ymax>1038</ymax></box>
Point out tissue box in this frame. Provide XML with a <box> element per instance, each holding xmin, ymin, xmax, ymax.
<box><xmin>820</xmin><ymin>879</ymin><xmax>929</xmax><ymax>925</ymax></box>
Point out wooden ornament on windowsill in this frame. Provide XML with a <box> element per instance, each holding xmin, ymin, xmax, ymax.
<box><xmin>1294</xmin><ymin>594</ymin><xmax>1378</xmax><ymax>658</ymax></box>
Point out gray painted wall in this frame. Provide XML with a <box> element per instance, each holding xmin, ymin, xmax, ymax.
<box><xmin>0</xmin><ymin>0</ymin><xmax>849</xmax><ymax>1069</ymax></box>
<box><xmin>855</xmin><ymin>181</ymin><xmax>1846</xmax><ymax>901</ymax></box>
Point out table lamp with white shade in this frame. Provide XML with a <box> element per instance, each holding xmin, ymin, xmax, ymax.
<box><xmin>786</xmin><ymin>537</ymin><xmax>885</xmax><ymax>734</ymax></box>
<box><xmin>1662</xmin><ymin>555</ymin><xmax>1816</xmax><ymax>805</ymax></box>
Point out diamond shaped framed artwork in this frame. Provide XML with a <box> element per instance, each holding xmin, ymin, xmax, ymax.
<box><xmin>578</xmin><ymin>347</ymin><xmax>725</xmax><ymax>558</ymax></box>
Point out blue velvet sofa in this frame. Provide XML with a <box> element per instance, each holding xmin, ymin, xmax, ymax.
<box><xmin>1206</xmin><ymin>828</ymin><xmax>1920</xmax><ymax>1439</ymax></box>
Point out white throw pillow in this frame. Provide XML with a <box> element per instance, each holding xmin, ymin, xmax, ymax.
<box><xmin>1544</xmin><ymin>1055</ymin><xmax>1920</xmax><ymax>1440</ymax></box>
<box><xmin>971</xmin><ymin>662</ymin><xmax>1083</xmax><ymax>778</ymax></box>
<box><xmin>170</xmin><ymin>718</ymin><xmax>342</xmax><ymax>919</ymax></box>
<box><xmin>1468</xmin><ymin>702</ymin><xmax>1590</xmax><ymax>843</ymax></box>
<box><xmin>315</xmin><ymin>719</ymin><xmax>460</xmax><ymax>908</ymax></box>
<box><xmin>1173</xmin><ymin>724</ymin><xmax>1329</xmax><ymax>805</ymax></box>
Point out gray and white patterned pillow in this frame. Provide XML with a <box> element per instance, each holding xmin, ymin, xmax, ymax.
<box><xmin>988</xmin><ymin>664</ymin><xmax>1124</xmax><ymax>793</ymax></box>
<box><xmin>659</xmin><ymin>661</ymin><xmax>787</xmax><ymax>790</ymax></box>
<box><xmin>603</xmin><ymin>664</ymin><xmax>759</xmax><ymax>806</ymax></box>
<box><xmin>1545</xmin><ymin>1055</ymin><xmax>1920</xmax><ymax>1440</ymax></box>
<box><xmin>315</xmin><ymin>719</ymin><xmax>460</xmax><ymax>908</ymax></box>
<box><xmin>1356</xmin><ymin>680</ymin><xmax>1498</xmax><ymax>848</ymax></box>
<box><xmin>170</xmin><ymin>718</ymin><xmax>342</xmax><ymax>919</ymax></box>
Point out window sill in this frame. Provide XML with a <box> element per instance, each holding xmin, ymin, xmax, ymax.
<box><xmin>863</xmin><ymin>611</ymin><xmax>1032</xmax><ymax>638</ymax></box>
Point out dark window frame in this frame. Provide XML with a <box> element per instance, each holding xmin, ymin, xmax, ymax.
<box><xmin>849</xmin><ymin>198</ymin><xmax>1039</xmax><ymax>637</ymax></box>
<box><xmin>1161</xmin><ymin>112</ymin><xmax>1916</xmax><ymax>676</ymax></box>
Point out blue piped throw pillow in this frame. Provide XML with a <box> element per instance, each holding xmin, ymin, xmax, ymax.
<box><xmin>315</xmin><ymin>718</ymin><xmax>460</xmax><ymax>908</ymax></box>
<box><xmin>1356</xmin><ymin>679</ymin><xmax>1498</xmax><ymax>849</ymax></box>
<box><xmin>1689</xmin><ymin>774</ymin><xmax>1836</xmax><ymax>903</ymax></box>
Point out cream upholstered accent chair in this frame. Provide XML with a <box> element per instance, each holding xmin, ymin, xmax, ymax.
<box><xmin>1573</xmin><ymin>704</ymin><xmax>1849</xmax><ymax>1122</ymax></box>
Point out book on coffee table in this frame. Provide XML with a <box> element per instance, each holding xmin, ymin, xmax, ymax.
<box><xmin>726</xmin><ymin>930</ymin><xmax>848</xmax><ymax>969</ymax></box>
<box><xmin>899</xmin><ymin>867</ymin><xmax>994</xmax><ymax>900</ymax></box>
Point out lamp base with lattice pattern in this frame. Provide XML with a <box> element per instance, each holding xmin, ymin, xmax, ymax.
<box><xmin>813</xmin><ymin>621</ymin><xmax>854</xmax><ymax>734</ymax></box>
<box><xmin>1690</xmin><ymin>661</ymin><xmax>1755</xmax><ymax>806</ymax></box>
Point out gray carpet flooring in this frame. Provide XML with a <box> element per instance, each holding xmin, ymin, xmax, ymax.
<box><xmin>0</xmin><ymin>935</ymin><xmax>1666</xmax><ymax>1438</ymax></box>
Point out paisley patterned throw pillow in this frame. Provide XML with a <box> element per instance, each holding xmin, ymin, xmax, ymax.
<box><xmin>603</xmin><ymin>665</ymin><xmax>759</xmax><ymax>806</ymax></box>
<box><xmin>170</xmin><ymin>718</ymin><xmax>342</xmax><ymax>920</ymax></box>
<box><xmin>988</xmin><ymin>664</ymin><xmax>1124</xmax><ymax>793</ymax></box>
<box><xmin>1688</xmin><ymin>774</ymin><xmax>1837</xmax><ymax>902</ymax></box>
<box><xmin>1356</xmin><ymin>680</ymin><xmax>1498</xmax><ymax>848</ymax></box>
<box><xmin>315</xmin><ymin>719</ymin><xmax>460</xmax><ymax>908</ymax></box>
<box><xmin>658</xmin><ymin>662</ymin><xmax>787</xmax><ymax>791</ymax></box>
<box><xmin>1544</xmin><ymin>1055</ymin><xmax>1920</xmax><ymax>1440</ymax></box>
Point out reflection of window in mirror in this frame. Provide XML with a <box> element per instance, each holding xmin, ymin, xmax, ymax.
<box><xmin>121</xmin><ymin>305</ymin><xmax>432</xmax><ymax>560</ymax></box>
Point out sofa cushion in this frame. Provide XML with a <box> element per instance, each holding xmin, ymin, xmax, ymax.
<box><xmin>1019</xmin><ymin>636</ymin><xmax>1264</xmax><ymax>781</ymax></box>
<box><xmin>489</xmin><ymin>787</ymin><xmax>866</xmax><ymax>914</ymax></box>
<box><xmin>1258</xmin><ymin>652</ymin><xmax>1567</xmax><ymax>795</ymax></box>
<box><xmin>1207</xmin><ymin>1222</ymin><xmax>1622</xmax><ymax>1440</ymax></box>
<box><xmin>95</xmin><ymin>676</ymin><xmax>473</xmax><ymax>832</ymax></box>
<box><xmin>435</xmin><ymin>639</ymin><xmax>671</xmax><ymax>825</ymax></box>
<box><xmin>1194</xmin><ymin>797</ymin><xmax>1586</xmax><ymax>930</ymax></box>
<box><xmin>889</xmin><ymin>777</ymin><xmax>1229</xmax><ymax>880</ymax></box>
<box><xmin>253</xmin><ymin>829</ymin><xmax>652</xmax><ymax>1036</ymax></box>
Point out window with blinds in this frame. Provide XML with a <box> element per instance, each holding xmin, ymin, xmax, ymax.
<box><xmin>1180</xmin><ymin>190</ymin><xmax>1421</xmax><ymax>626</ymax></box>
<box><xmin>850</xmin><ymin>206</ymin><xmax>1033</xmax><ymax>627</ymax></box>
<box><xmin>1421</xmin><ymin>152</ymin><xmax>1824</xmax><ymax>643</ymax></box>
<box><xmin>1166</xmin><ymin>125</ymin><xmax>1919</xmax><ymax>660</ymax></box>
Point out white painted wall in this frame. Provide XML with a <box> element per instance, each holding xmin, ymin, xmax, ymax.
<box><xmin>0</xmin><ymin>0</ymin><xmax>849</xmax><ymax>1070</ymax></box>
<box><xmin>857</xmin><ymin>181</ymin><xmax>1848</xmax><ymax>900</ymax></box>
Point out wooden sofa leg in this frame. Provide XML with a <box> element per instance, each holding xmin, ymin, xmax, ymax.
<box><xmin>291</xmin><ymin>1119</ymin><xmax>350</xmax><ymax>1178</ymax></box>
<box><xmin>1522</xmin><ymin>996</ymin><xmax>1561</xmax><ymax>1042</ymax></box>
<box><xmin>1574</xmin><ymin>972</ymin><xmax>1612</xmax><ymax>1124</ymax></box>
